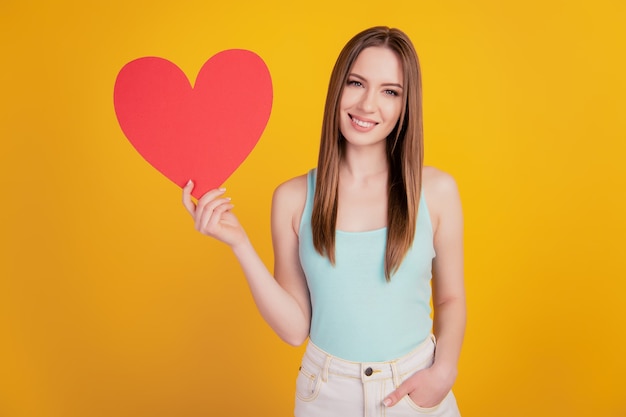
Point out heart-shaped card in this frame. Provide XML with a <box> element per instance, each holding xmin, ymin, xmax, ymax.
<box><xmin>114</xmin><ymin>49</ymin><xmax>273</xmax><ymax>198</ymax></box>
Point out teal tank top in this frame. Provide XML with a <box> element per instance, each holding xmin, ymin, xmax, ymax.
<box><xmin>298</xmin><ymin>169</ymin><xmax>436</xmax><ymax>362</ymax></box>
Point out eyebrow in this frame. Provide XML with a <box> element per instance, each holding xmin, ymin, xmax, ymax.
<box><xmin>348</xmin><ymin>73</ymin><xmax>404</xmax><ymax>89</ymax></box>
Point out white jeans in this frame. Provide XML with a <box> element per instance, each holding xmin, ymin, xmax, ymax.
<box><xmin>294</xmin><ymin>336</ymin><xmax>461</xmax><ymax>417</ymax></box>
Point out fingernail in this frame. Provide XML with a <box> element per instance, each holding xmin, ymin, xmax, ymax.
<box><xmin>383</xmin><ymin>399</ymin><xmax>391</xmax><ymax>407</ymax></box>
<box><xmin>186</xmin><ymin>180</ymin><xmax>193</xmax><ymax>186</ymax></box>
<box><xmin>218</xmin><ymin>187</ymin><xmax>226</xmax><ymax>192</ymax></box>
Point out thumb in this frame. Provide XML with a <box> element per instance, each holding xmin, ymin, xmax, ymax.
<box><xmin>383</xmin><ymin>381</ymin><xmax>411</xmax><ymax>407</ymax></box>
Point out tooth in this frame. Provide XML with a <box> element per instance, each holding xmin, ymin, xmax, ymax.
<box><xmin>355</xmin><ymin>118</ymin><xmax>372</xmax><ymax>128</ymax></box>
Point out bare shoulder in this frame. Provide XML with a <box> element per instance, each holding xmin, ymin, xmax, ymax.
<box><xmin>422</xmin><ymin>166</ymin><xmax>462</xmax><ymax>232</ymax></box>
<box><xmin>422</xmin><ymin>166</ymin><xmax>460</xmax><ymax>200</ymax></box>
<box><xmin>273</xmin><ymin>173</ymin><xmax>308</xmax><ymax>205</ymax></box>
<box><xmin>272</xmin><ymin>173</ymin><xmax>309</xmax><ymax>234</ymax></box>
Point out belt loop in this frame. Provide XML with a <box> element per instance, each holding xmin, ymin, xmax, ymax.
<box><xmin>322</xmin><ymin>355</ymin><xmax>331</xmax><ymax>382</ymax></box>
<box><xmin>390</xmin><ymin>361</ymin><xmax>401</xmax><ymax>388</ymax></box>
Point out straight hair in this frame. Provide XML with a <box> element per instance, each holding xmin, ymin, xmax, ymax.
<box><xmin>311</xmin><ymin>26</ymin><xmax>424</xmax><ymax>281</ymax></box>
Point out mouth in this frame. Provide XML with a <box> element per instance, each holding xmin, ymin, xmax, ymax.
<box><xmin>349</xmin><ymin>114</ymin><xmax>377</xmax><ymax>129</ymax></box>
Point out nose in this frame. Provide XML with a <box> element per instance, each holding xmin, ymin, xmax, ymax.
<box><xmin>357</xmin><ymin>88</ymin><xmax>376</xmax><ymax>113</ymax></box>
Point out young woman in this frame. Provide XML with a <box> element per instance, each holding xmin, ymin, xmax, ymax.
<box><xmin>182</xmin><ymin>26</ymin><xmax>465</xmax><ymax>417</ymax></box>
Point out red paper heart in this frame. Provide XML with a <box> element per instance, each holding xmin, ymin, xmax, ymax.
<box><xmin>114</xmin><ymin>50</ymin><xmax>272</xmax><ymax>198</ymax></box>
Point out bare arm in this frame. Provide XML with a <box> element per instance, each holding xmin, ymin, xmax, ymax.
<box><xmin>182</xmin><ymin>179</ymin><xmax>310</xmax><ymax>345</ymax></box>
<box><xmin>430</xmin><ymin>170</ymin><xmax>466</xmax><ymax>385</ymax></box>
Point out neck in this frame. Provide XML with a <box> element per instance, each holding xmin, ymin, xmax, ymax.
<box><xmin>341</xmin><ymin>144</ymin><xmax>388</xmax><ymax>180</ymax></box>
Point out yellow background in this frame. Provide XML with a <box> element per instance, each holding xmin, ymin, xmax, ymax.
<box><xmin>1</xmin><ymin>1</ymin><xmax>625</xmax><ymax>416</ymax></box>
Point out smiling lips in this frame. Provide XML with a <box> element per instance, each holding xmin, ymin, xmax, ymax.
<box><xmin>349</xmin><ymin>114</ymin><xmax>378</xmax><ymax>131</ymax></box>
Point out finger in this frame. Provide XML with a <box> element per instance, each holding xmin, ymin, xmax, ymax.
<box><xmin>194</xmin><ymin>188</ymin><xmax>228</xmax><ymax>227</ymax></box>
<box><xmin>383</xmin><ymin>383</ymin><xmax>410</xmax><ymax>407</ymax></box>
<box><xmin>197</xmin><ymin>197</ymin><xmax>232</xmax><ymax>232</ymax></box>
<box><xmin>182</xmin><ymin>180</ymin><xmax>196</xmax><ymax>215</ymax></box>
<box><xmin>196</xmin><ymin>187</ymin><xmax>227</xmax><ymax>209</ymax></box>
<box><xmin>204</xmin><ymin>202</ymin><xmax>235</xmax><ymax>232</ymax></box>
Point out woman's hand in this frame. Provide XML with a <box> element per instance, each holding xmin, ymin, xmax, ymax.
<box><xmin>383</xmin><ymin>364</ymin><xmax>455</xmax><ymax>408</ymax></box>
<box><xmin>182</xmin><ymin>180</ymin><xmax>248</xmax><ymax>248</ymax></box>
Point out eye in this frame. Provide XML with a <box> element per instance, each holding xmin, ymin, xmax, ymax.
<box><xmin>347</xmin><ymin>79</ymin><xmax>363</xmax><ymax>87</ymax></box>
<box><xmin>384</xmin><ymin>89</ymin><xmax>399</xmax><ymax>96</ymax></box>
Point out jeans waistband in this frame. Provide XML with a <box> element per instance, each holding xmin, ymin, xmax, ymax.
<box><xmin>302</xmin><ymin>335</ymin><xmax>436</xmax><ymax>384</ymax></box>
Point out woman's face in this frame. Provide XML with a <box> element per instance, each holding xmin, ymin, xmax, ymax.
<box><xmin>339</xmin><ymin>46</ymin><xmax>404</xmax><ymax>149</ymax></box>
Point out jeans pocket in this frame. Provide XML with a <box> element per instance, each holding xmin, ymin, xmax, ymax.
<box><xmin>295</xmin><ymin>360</ymin><xmax>323</xmax><ymax>402</ymax></box>
<box><xmin>405</xmin><ymin>392</ymin><xmax>445</xmax><ymax>412</ymax></box>
<box><xmin>403</xmin><ymin>391</ymin><xmax>454</xmax><ymax>415</ymax></box>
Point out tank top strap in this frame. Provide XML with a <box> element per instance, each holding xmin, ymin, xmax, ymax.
<box><xmin>299</xmin><ymin>169</ymin><xmax>316</xmax><ymax>235</ymax></box>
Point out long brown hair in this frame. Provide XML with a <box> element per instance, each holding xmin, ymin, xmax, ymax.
<box><xmin>311</xmin><ymin>26</ymin><xmax>424</xmax><ymax>281</ymax></box>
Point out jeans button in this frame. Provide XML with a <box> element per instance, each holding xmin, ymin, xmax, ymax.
<box><xmin>364</xmin><ymin>367</ymin><xmax>373</xmax><ymax>376</ymax></box>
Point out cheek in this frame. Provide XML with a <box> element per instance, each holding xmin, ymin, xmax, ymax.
<box><xmin>384</xmin><ymin>101</ymin><xmax>403</xmax><ymax>123</ymax></box>
<box><xmin>339</xmin><ymin>88</ymin><xmax>358</xmax><ymax>109</ymax></box>
<box><xmin>339</xmin><ymin>112</ymin><xmax>351</xmax><ymax>133</ymax></box>
<box><xmin>394</xmin><ymin>106</ymin><xmax>403</xmax><ymax>122</ymax></box>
